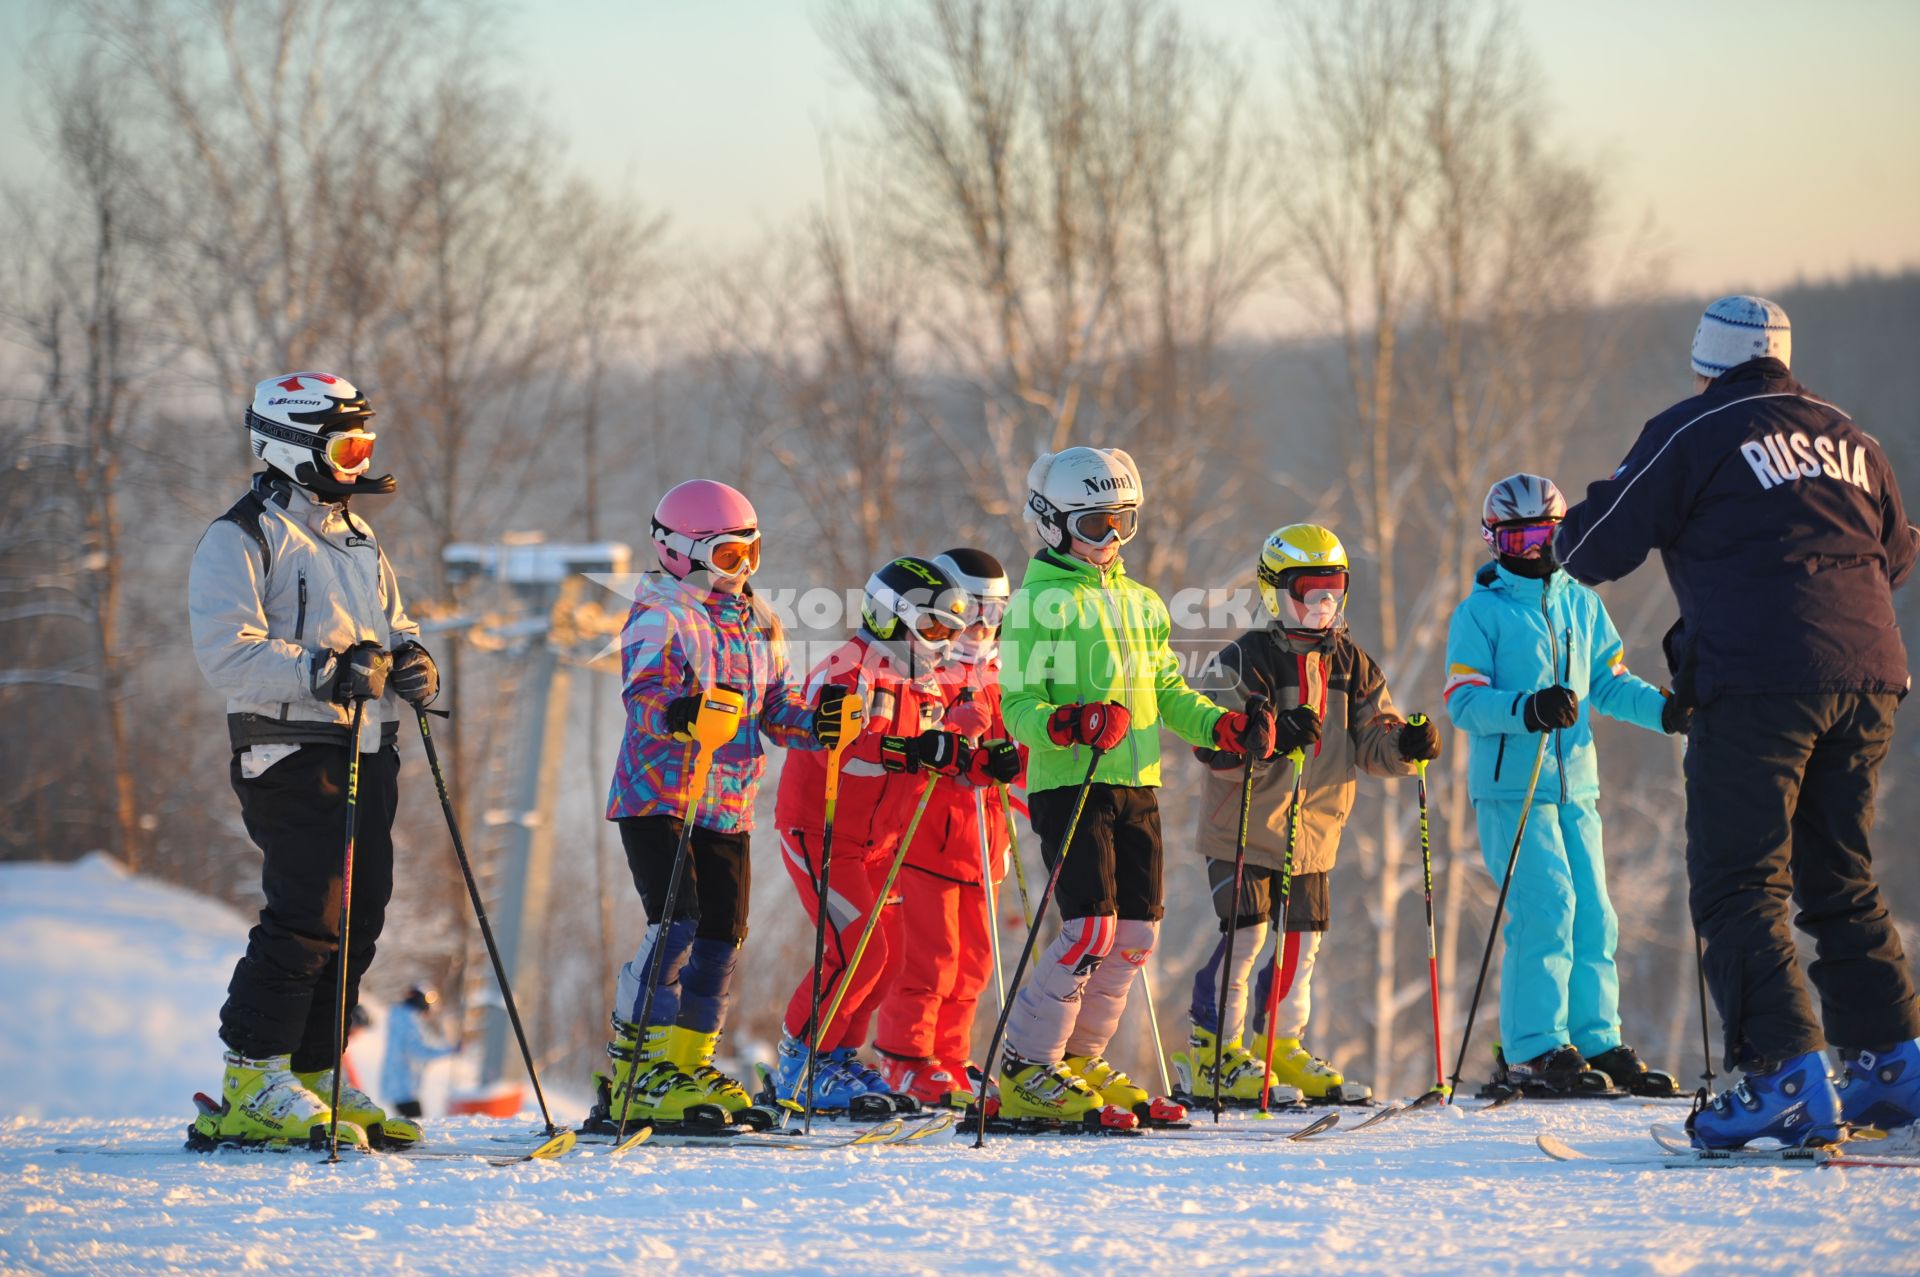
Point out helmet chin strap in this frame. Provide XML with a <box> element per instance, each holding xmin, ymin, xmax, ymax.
<box><xmin>292</xmin><ymin>460</ymin><xmax>396</xmax><ymax>498</ymax></box>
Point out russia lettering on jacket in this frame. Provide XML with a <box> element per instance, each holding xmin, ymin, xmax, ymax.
<box><xmin>1738</xmin><ymin>430</ymin><xmax>1872</xmax><ymax>493</ymax></box>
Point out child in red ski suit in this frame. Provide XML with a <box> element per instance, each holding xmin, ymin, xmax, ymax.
<box><xmin>768</xmin><ymin>556</ymin><xmax>980</xmax><ymax>1113</ymax></box>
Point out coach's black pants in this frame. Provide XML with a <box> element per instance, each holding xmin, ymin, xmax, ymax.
<box><xmin>1685</xmin><ymin>692</ymin><xmax>1919</xmax><ymax>1069</ymax></box>
<box><xmin>219</xmin><ymin>745</ymin><xmax>400</xmax><ymax>1070</ymax></box>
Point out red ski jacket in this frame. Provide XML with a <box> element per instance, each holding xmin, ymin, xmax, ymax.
<box><xmin>775</xmin><ymin>636</ymin><xmax>949</xmax><ymax>862</ymax></box>
<box><xmin>909</xmin><ymin>659</ymin><xmax>1025</xmax><ymax>886</ymax></box>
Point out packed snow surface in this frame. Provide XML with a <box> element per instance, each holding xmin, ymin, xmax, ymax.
<box><xmin>3</xmin><ymin>858</ymin><xmax>1915</xmax><ymax>1276</ymax></box>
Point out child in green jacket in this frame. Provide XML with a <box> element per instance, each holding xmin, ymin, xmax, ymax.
<box><xmin>995</xmin><ymin>446</ymin><xmax>1276</xmax><ymax>1128</ymax></box>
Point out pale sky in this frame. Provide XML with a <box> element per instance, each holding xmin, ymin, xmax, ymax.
<box><xmin>6</xmin><ymin>0</ymin><xmax>1918</xmax><ymax>304</ymax></box>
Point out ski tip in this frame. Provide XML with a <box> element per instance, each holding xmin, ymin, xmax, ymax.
<box><xmin>1536</xmin><ymin>1134</ymin><xmax>1586</xmax><ymax>1162</ymax></box>
<box><xmin>529</xmin><ymin>1130</ymin><xmax>577</xmax><ymax>1159</ymax></box>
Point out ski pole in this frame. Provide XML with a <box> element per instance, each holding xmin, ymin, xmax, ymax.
<box><xmin>327</xmin><ymin>698</ymin><xmax>368</xmax><ymax>1164</ymax></box>
<box><xmin>417</xmin><ymin>707</ymin><xmax>560</xmax><ymax>1137</ymax></box>
<box><xmin>1257</xmin><ymin>748</ymin><xmax>1307</xmax><ymax>1119</ymax></box>
<box><xmin>1000</xmin><ymin>783</ymin><xmax>1033</xmax><ymax>929</ymax></box>
<box><xmin>973</xmin><ymin>747</ymin><xmax>1107</xmax><ymax>1149</ymax></box>
<box><xmin>1214</xmin><ymin>719</ymin><xmax>1261</xmax><ymax>1122</ymax></box>
<box><xmin>799</xmin><ymin>688</ymin><xmax>865</xmax><ymax>1134</ymax></box>
<box><xmin>613</xmin><ymin>685</ymin><xmax>746</xmax><ymax>1143</ymax></box>
<box><xmin>975</xmin><ymin>787</ymin><xmax>1007</xmax><ymax>1008</ymax></box>
<box><xmin>1139</xmin><ymin>965</ymin><xmax>1173</xmax><ymax>1101</ymax></box>
<box><xmin>1447</xmin><ymin>727</ymin><xmax>1551</xmax><ymax>1103</ymax></box>
<box><xmin>1410</xmin><ymin>713</ymin><xmax>1447</xmax><ymax>1100</ymax></box>
<box><xmin>807</xmin><ymin>772</ymin><xmax>941</xmax><ymax>1072</ymax></box>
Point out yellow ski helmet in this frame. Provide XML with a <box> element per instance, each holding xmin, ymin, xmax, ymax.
<box><xmin>1257</xmin><ymin>524</ymin><xmax>1350</xmax><ymax>631</ymax></box>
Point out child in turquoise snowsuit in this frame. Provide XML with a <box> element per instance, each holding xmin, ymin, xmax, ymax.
<box><xmin>1444</xmin><ymin>528</ymin><xmax>1672</xmax><ymax>1078</ymax></box>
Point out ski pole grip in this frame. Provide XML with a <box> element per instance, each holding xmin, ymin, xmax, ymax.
<box><xmin>1408</xmin><ymin>712</ymin><xmax>1431</xmax><ymax>777</ymax></box>
<box><xmin>691</xmin><ymin>684</ymin><xmax>748</xmax><ymax>752</ymax></box>
<box><xmin>820</xmin><ymin>690</ymin><xmax>865</xmax><ymax>807</ymax></box>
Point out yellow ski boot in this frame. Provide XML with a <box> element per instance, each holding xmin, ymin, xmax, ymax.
<box><xmin>1068</xmin><ymin>1053</ymin><xmax>1187</xmax><ymax>1123</ymax></box>
<box><xmin>667</xmin><ymin>1026</ymin><xmax>755</xmax><ymax>1116</ymax></box>
<box><xmin>998</xmin><ymin>1054</ymin><xmax>1136</xmax><ymax>1129</ymax></box>
<box><xmin>595</xmin><ymin>1018</ymin><xmax>725</xmax><ymax>1128</ymax></box>
<box><xmin>1255</xmin><ymin>1034</ymin><xmax>1372</xmax><ymax>1103</ymax></box>
<box><xmin>296</xmin><ymin>1067</ymin><xmax>422</xmax><ymax>1147</ymax></box>
<box><xmin>190</xmin><ymin>1052</ymin><xmax>367</xmax><ymax>1150</ymax></box>
<box><xmin>1184</xmin><ymin>1026</ymin><xmax>1302</xmax><ymax>1105</ymax></box>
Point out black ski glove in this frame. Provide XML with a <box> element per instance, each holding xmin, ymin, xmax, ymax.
<box><xmin>390</xmin><ymin>641</ymin><xmax>439</xmax><ymax>708</ymax></box>
<box><xmin>1660</xmin><ymin>690</ymin><xmax>1693</xmax><ymax>736</ymax></box>
<box><xmin>1522</xmin><ymin>685</ymin><xmax>1579</xmax><ymax>732</ymax></box>
<box><xmin>663</xmin><ymin>694</ymin><xmax>703</xmax><ymax>739</ymax></box>
<box><xmin>880</xmin><ymin>730</ymin><xmax>971</xmax><ymax>776</ymax></box>
<box><xmin>1398</xmin><ymin>717</ymin><xmax>1442</xmax><ymax>761</ymax></box>
<box><xmin>811</xmin><ymin>684</ymin><xmax>859</xmax><ymax>748</ymax></box>
<box><xmin>311</xmin><ymin>641</ymin><xmax>390</xmax><ymax>704</ymax></box>
<box><xmin>1273</xmin><ymin>704</ymin><xmax>1323</xmax><ymax>754</ymax></box>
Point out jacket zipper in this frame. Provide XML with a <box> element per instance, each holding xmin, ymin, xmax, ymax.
<box><xmin>1094</xmin><ymin>562</ymin><xmax>1139</xmax><ymax>780</ymax></box>
<box><xmin>1492</xmin><ymin>734</ymin><xmax>1507</xmax><ymax>783</ymax></box>
<box><xmin>282</xmin><ymin>572</ymin><xmax>311</xmax><ymax>722</ymax></box>
<box><xmin>1541</xmin><ymin>587</ymin><xmax>1565</xmax><ymax>804</ymax></box>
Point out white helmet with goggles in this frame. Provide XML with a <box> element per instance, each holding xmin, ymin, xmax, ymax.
<box><xmin>1024</xmin><ymin>446</ymin><xmax>1142</xmax><ymax>553</ymax></box>
<box><xmin>246</xmin><ymin>372</ymin><xmax>394</xmax><ymax>498</ymax></box>
<box><xmin>861</xmin><ymin>556</ymin><xmax>968</xmax><ymax>670</ymax></box>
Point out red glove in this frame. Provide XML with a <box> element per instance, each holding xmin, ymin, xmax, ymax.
<box><xmin>1212</xmin><ymin>695</ymin><xmax>1276</xmax><ymax>760</ymax></box>
<box><xmin>1046</xmin><ymin>701</ymin><xmax>1131</xmax><ymax>750</ymax></box>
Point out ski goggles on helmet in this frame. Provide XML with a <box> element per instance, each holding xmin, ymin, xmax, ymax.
<box><xmin>957</xmin><ymin>595</ymin><xmax>1009</xmax><ymax>631</ymax></box>
<box><xmin>698</xmin><ymin>531</ymin><xmax>762</xmax><ymax>577</ymax></box>
<box><xmin>1483</xmin><ymin>519</ymin><xmax>1559</xmax><ymax>559</ymax></box>
<box><xmin>1260</xmin><ymin>564</ymin><xmax>1349</xmax><ymax>606</ymax></box>
<box><xmin>1067</xmin><ymin>506</ymin><xmax>1139</xmax><ymax>548</ymax></box>
<box><xmin>321</xmin><ymin>429</ymin><xmax>378</xmax><ymax>476</ymax></box>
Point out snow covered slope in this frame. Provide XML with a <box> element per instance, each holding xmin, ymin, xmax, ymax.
<box><xmin>0</xmin><ymin>854</ymin><xmax>250</xmax><ymax>1120</ymax></box>
<box><xmin>2</xmin><ymin>858</ymin><xmax>1915</xmax><ymax>1276</ymax></box>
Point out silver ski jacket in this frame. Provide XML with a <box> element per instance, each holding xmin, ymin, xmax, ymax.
<box><xmin>188</xmin><ymin>472</ymin><xmax>419</xmax><ymax>753</ymax></box>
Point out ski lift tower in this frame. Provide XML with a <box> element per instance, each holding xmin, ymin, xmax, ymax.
<box><xmin>438</xmin><ymin>535</ymin><xmax>630</xmax><ymax>1093</ymax></box>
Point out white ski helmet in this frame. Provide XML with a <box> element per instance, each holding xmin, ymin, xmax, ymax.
<box><xmin>1024</xmin><ymin>446</ymin><xmax>1143</xmax><ymax>552</ymax></box>
<box><xmin>245</xmin><ymin>372</ymin><xmax>393</xmax><ymax>497</ymax></box>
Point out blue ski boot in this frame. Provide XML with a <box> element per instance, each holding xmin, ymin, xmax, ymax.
<box><xmin>831</xmin><ymin>1046</ymin><xmax>921</xmax><ymax>1114</ymax></box>
<box><xmin>1836</xmin><ymin>1038</ymin><xmax>1920</xmax><ymax>1133</ymax></box>
<box><xmin>1688</xmin><ymin>1049</ymin><xmax>1843</xmax><ymax>1149</ymax></box>
<box><xmin>770</xmin><ymin>1032</ymin><xmax>893</xmax><ymax>1119</ymax></box>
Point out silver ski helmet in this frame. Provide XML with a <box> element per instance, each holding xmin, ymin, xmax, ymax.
<box><xmin>1482</xmin><ymin>473</ymin><xmax>1567</xmax><ymax>573</ymax></box>
<box><xmin>245</xmin><ymin>372</ymin><xmax>394</xmax><ymax>498</ymax></box>
<box><xmin>1024</xmin><ymin>446</ymin><xmax>1142</xmax><ymax>553</ymax></box>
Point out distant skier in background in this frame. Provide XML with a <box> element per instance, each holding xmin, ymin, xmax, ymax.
<box><xmin>1180</xmin><ymin>524</ymin><xmax>1438</xmax><ymax>1108</ymax></box>
<box><xmin>1557</xmin><ymin>297</ymin><xmax>1920</xmax><ymax>1150</ymax></box>
<box><xmin>1445</xmin><ymin>473</ymin><xmax>1683</xmax><ymax>1099</ymax></box>
<box><xmin>871</xmin><ymin>548</ymin><xmax>1024</xmax><ymax>1109</ymax></box>
<box><xmin>381</xmin><ymin>985</ymin><xmax>460</xmax><ymax>1119</ymax></box>
<box><xmin>187</xmin><ymin>372</ymin><xmax>440</xmax><ymax>1149</ymax></box>
<box><xmin>595</xmin><ymin>480</ymin><xmax>849</xmax><ymax>1130</ymax></box>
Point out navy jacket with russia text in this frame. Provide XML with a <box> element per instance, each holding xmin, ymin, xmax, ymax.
<box><xmin>1555</xmin><ymin>358</ymin><xmax>1916</xmax><ymax>704</ymax></box>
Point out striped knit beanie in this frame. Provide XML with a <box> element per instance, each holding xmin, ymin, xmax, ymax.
<box><xmin>1691</xmin><ymin>295</ymin><xmax>1791</xmax><ymax>378</ymax></box>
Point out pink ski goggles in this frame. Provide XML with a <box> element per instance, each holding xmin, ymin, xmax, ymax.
<box><xmin>1483</xmin><ymin>520</ymin><xmax>1560</xmax><ymax>559</ymax></box>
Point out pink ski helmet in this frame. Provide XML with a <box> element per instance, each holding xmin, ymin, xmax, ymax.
<box><xmin>651</xmin><ymin>479</ymin><xmax>761</xmax><ymax>580</ymax></box>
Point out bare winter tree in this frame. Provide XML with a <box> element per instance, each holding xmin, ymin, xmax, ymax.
<box><xmin>822</xmin><ymin>0</ymin><xmax>1284</xmax><ymax>583</ymax></box>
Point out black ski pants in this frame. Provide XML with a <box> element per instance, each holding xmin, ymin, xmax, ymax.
<box><xmin>1685</xmin><ymin>691</ymin><xmax>1919</xmax><ymax>1069</ymax></box>
<box><xmin>219</xmin><ymin>744</ymin><xmax>400</xmax><ymax>1071</ymax></box>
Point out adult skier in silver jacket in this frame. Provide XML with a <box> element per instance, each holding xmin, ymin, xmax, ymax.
<box><xmin>185</xmin><ymin>371</ymin><xmax>438</xmax><ymax>1150</ymax></box>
